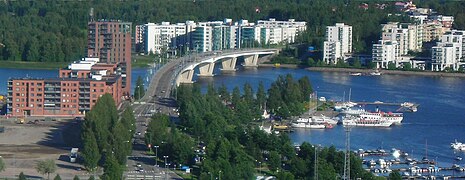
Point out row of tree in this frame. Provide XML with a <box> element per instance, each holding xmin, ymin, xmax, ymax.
<box><xmin>145</xmin><ymin>74</ymin><xmax>385</xmax><ymax>179</ymax></box>
<box><xmin>80</xmin><ymin>94</ymin><xmax>136</xmax><ymax>179</ymax></box>
<box><xmin>1</xmin><ymin>0</ymin><xmax>465</xmax><ymax>62</ymax></box>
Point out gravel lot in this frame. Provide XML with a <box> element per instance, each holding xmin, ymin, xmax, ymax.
<box><xmin>0</xmin><ymin>118</ymin><xmax>95</xmax><ymax>179</ymax></box>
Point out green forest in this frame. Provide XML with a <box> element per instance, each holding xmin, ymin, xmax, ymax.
<box><xmin>0</xmin><ymin>0</ymin><xmax>464</xmax><ymax>63</ymax></box>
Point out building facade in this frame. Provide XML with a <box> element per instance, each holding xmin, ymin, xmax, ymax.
<box><xmin>138</xmin><ymin>18</ymin><xmax>306</xmax><ymax>53</ymax></box>
<box><xmin>372</xmin><ymin>40</ymin><xmax>400</xmax><ymax>69</ymax></box>
<box><xmin>431</xmin><ymin>30</ymin><xmax>465</xmax><ymax>71</ymax></box>
<box><xmin>381</xmin><ymin>22</ymin><xmax>423</xmax><ymax>55</ymax></box>
<box><xmin>87</xmin><ymin>20</ymin><xmax>132</xmax><ymax>96</ymax></box>
<box><xmin>7</xmin><ymin>58</ymin><xmax>123</xmax><ymax>117</ymax></box>
<box><xmin>323</xmin><ymin>23</ymin><xmax>352</xmax><ymax>64</ymax></box>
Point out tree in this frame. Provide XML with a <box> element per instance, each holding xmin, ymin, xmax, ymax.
<box><xmin>306</xmin><ymin>57</ymin><xmax>315</xmax><ymax>67</ymax></box>
<box><xmin>352</xmin><ymin>58</ymin><xmax>362</xmax><ymax>68</ymax></box>
<box><xmin>53</xmin><ymin>174</ymin><xmax>62</xmax><ymax>180</ymax></box>
<box><xmin>101</xmin><ymin>155</ymin><xmax>123</xmax><ymax>180</ymax></box>
<box><xmin>81</xmin><ymin>128</ymin><xmax>100</xmax><ymax>171</ymax></box>
<box><xmin>88</xmin><ymin>176</ymin><xmax>95</xmax><ymax>180</ymax></box>
<box><xmin>388</xmin><ymin>170</ymin><xmax>402</xmax><ymax>180</ymax></box>
<box><xmin>402</xmin><ymin>62</ymin><xmax>412</xmax><ymax>70</ymax></box>
<box><xmin>36</xmin><ymin>159</ymin><xmax>57</xmax><ymax>180</ymax></box>
<box><xmin>387</xmin><ymin>62</ymin><xmax>397</xmax><ymax>70</ymax></box>
<box><xmin>268</xmin><ymin>151</ymin><xmax>281</xmax><ymax>171</ymax></box>
<box><xmin>0</xmin><ymin>156</ymin><xmax>5</xmax><ymax>172</ymax></box>
<box><xmin>18</xmin><ymin>172</ymin><xmax>27</xmax><ymax>180</ymax></box>
<box><xmin>73</xmin><ymin>175</ymin><xmax>80</xmax><ymax>180</ymax></box>
<box><xmin>134</xmin><ymin>76</ymin><xmax>145</xmax><ymax>100</ymax></box>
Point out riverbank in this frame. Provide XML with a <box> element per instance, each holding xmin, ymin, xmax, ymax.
<box><xmin>258</xmin><ymin>63</ymin><xmax>465</xmax><ymax>78</ymax></box>
<box><xmin>0</xmin><ymin>61</ymin><xmax>68</xmax><ymax>70</ymax></box>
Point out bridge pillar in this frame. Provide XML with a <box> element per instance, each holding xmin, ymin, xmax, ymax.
<box><xmin>243</xmin><ymin>54</ymin><xmax>259</xmax><ymax>67</ymax></box>
<box><xmin>198</xmin><ymin>62</ymin><xmax>215</xmax><ymax>77</ymax></box>
<box><xmin>177</xmin><ymin>69</ymin><xmax>195</xmax><ymax>85</ymax></box>
<box><xmin>221</xmin><ymin>57</ymin><xmax>237</xmax><ymax>72</ymax></box>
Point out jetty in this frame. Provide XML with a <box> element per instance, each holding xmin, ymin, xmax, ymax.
<box><xmin>355</xmin><ymin>101</ymin><xmax>419</xmax><ymax>112</ymax></box>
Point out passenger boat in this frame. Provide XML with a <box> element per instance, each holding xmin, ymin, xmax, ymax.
<box><xmin>342</xmin><ymin>115</ymin><xmax>393</xmax><ymax>127</ymax></box>
<box><xmin>359</xmin><ymin>111</ymin><xmax>403</xmax><ymax>124</ymax></box>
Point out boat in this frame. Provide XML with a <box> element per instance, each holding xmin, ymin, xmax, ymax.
<box><xmin>311</xmin><ymin>115</ymin><xmax>339</xmax><ymax>125</ymax></box>
<box><xmin>341</xmin><ymin>108</ymin><xmax>367</xmax><ymax>115</ymax></box>
<box><xmin>350</xmin><ymin>72</ymin><xmax>362</xmax><ymax>76</ymax></box>
<box><xmin>370</xmin><ymin>71</ymin><xmax>382</xmax><ymax>76</ymax></box>
<box><xmin>291</xmin><ymin>122</ymin><xmax>329</xmax><ymax>129</ymax></box>
<box><xmin>342</xmin><ymin>115</ymin><xmax>393</xmax><ymax>127</ymax></box>
<box><xmin>456</xmin><ymin>156</ymin><xmax>463</xmax><ymax>161</ymax></box>
<box><xmin>318</xmin><ymin>96</ymin><xmax>326</xmax><ymax>102</ymax></box>
<box><xmin>451</xmin><ymin>139</ymin><xmax>465</xmax><ymax>151</ymax></box>
<box><xmin>358</xmin><ymin>111</ymin><xmax>404</xmax><ymax>124</ymax></box>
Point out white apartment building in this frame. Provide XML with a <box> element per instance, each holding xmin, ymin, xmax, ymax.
<box><xmin>139</xmin><ymin>18</ymin><xmax>306</xmax><ymax>53</ymax></box>
<box><xmin>323</xmin><ymin>23</ymin><xmax>352</xmax><ymax>64</ymax></box>
<box><xmin>372</xmin><ymin>40</ymin><xmax>400</xmax><ymax>69</ymax></box>
<box><xmin>431</xmin><ymin>30</ymin><xmax>465</xmax><ymax>71</ymax></box>
<box><xmin>381</xmin><ymin>22</ymin><xmax>422</xmax><ymax>55</ymax></box>
<box><xmin>144</xmin><ymin>22</ymin><xmax>190</xmax><ymax>54</ymax></box>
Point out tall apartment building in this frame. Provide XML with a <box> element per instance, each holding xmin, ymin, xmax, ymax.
<box><xmin>431</xmin><ymin>30</ymin><xmax>465</xmax><ymax>71</ymax></box>
<box><xmin>323</xmin><ymin>23</ymin><xmax>352</xmax><ymax>64</ymax></box>
<box><xmin>144</xmin><ymin>22</ymin><xmax>190</xmax><ymax>54</ymax></box>
<box><xmin>7</xmin><ymin>58</ymin><xmax>124</xmax><ymax>117</ymax></box>
<box><xmin>135</xmin><ymin>25</ymin><xmax>145</xmax><ymax>52</ymax></box>
<box><xmin>372</xmin><ymin>40</ymin><xmax>400</xmax><ymax>69</ymax></box>
<box><xmin>87</xmin><ymin>20</ymin><xmax>132</xmax><ymax>96</ymax></box>
<box><xmin>381</xmin><ymin>22</ymin><xmax>423</xmax><ymax>55</ymax></box>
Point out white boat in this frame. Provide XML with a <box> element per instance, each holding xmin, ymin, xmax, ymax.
<box><xmin>341</xmin><ymin>108</ymin><xmax>367</xmax><ymax>115</ymax></box>
<box><xmin>318</xmin><ymin>97</ymin><xmax>326</xmax><ymax>102</ymax></box>
<box><xmin>312</xmin><ymin>115</ymin><xmax>338</xmax><ymax>125</ymax></box>
<box><xmin>291</xmin><ymin>122</ymin><xmax>328</xmax><ymax>129</ymax></box>
<box><xmin>451</xmin><ymin>139</ymin><xmax>465</xmax><ymax>151</ymax></box>
<box><xmin>342</xmin><ymin>115</ymin><xmax>393</xmax><ymax>127</ymax></box>
<box><xmin>359</xmin><ymin>111</ymin><xmax>403</xmax><ymax>124</ymax></box>
<box><xmin>456</xmin><ymin>156</ymin><xmax>463</xmax><ymax>161</ymax></box>
<box><xmin>370</xmin><ymin>72</ymin><xmax>382</xmax><ymax>76</ymax></box>
<box><xmin>350</xmin><ymin>72</ymin><xmax>362</xmax><ymax>76</ymax></box>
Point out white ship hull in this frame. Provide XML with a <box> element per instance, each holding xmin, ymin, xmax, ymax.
<box><xmin>292</xmin><ymin>123</ymin><xmax>327</xmax><ymax>129</ymax></box>
<box><xmin>343</xmin><ymin>116</ymin><xmax>393</xmax><ymax>127</ymax></box>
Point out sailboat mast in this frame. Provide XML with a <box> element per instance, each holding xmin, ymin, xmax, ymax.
<box><xmin>349</xmin><ymin>88</ymin><xmax>352</xmax><ymax>102</ymax></box>
<box><xmin>343</xmin><ymin>91</ymin><xmax>346</xmax><ymax>102</ymax></box>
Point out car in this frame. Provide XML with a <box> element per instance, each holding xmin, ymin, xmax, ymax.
<box><xmin>136</xmin><ymin>132</ymin><xmax>141</xmax><ymax>136</ymax></box>
<box><xmin>136</xmin><ymin>163</ymin><xmax>142</xmax><ymax>167</ymax></box>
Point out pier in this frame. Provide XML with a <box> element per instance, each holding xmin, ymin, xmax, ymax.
<box><xmin>354</xmin><ymin>101</ymin><xmax>419</xmax><ymax>112</ymax></box>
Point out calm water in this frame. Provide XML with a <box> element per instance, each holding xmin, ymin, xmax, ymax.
<box><xmin>194</xmin><ymin>67</ymin><xmax>465</xmax><ymax>166</ymax></box>
<box><xmin>2</xmin><ymin>66</ymin><xmax>465</xmax><ymax>167</ymax></box>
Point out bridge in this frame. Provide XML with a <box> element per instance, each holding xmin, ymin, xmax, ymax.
<box><xmin>175</xmin><ymin>48</ymin><xmax>279</xmax><ymax>85</ymax></box>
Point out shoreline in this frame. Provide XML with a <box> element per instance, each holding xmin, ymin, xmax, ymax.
<box><xmin>258</xmin><ymin>63</ymin><xmax>465</xmax><ymax>78</ymax></box>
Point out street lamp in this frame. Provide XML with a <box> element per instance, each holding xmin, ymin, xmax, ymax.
<box><xmin>164</xmin><ymin>155</ymin><xmax>169</xmax><ymax>169</ymax></box>
<box><xmin>218</xmin><ymin>170</ymin><xmax>222</xmax><ymax>180</ymax></box>
<box><xmin>154</xmin><ymin>145</ymin><xmax>159</xmax><ymax>167</ymax></box>
<box><xmin>208</xmin><ymin>172</ymin><xmax>213</xmax><ymax>180</ymax></box>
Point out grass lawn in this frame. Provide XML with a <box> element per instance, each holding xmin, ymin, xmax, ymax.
<box><xmin>0</xmin><ymin>61</ymin><xmax>69</xmax><ymax>69</ymax></box>
<box><xmin>132</xmin><ymin>55</ymin><xmax>156</xmax><ymax>68</ymax></box>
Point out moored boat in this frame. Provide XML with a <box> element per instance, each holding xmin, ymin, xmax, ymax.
<box><xmin>342</xmin><ymin>115</ymin><xmax>393</xmax><ymax>127</ymax></box>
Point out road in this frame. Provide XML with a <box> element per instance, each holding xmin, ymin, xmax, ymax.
<box><xmin>126</xmin><ymin>49</ymin><xmax>277</xmax><ymax>179</ymax></box>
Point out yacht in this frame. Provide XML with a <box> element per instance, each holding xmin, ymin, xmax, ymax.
<box><xmin>350</xmin><ymin>72</ymin><xmax>362</xmax><ymax>76</ymax></box>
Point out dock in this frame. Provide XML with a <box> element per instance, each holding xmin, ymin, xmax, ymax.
<box><xmin>355</xmin><ymin>101</ymin><xmax>419</xmax><ymax>112</ymax></box>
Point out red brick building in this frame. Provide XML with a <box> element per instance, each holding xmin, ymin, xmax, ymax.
<box><xmin>87</xmin><ymin>20</ymin><xmax>132</xmax><ymax>96</ymax></box>
<box><xmin>7</xmin><ymin>58</ymin><xmax>123</xmax><ymax>117</ymax></box>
